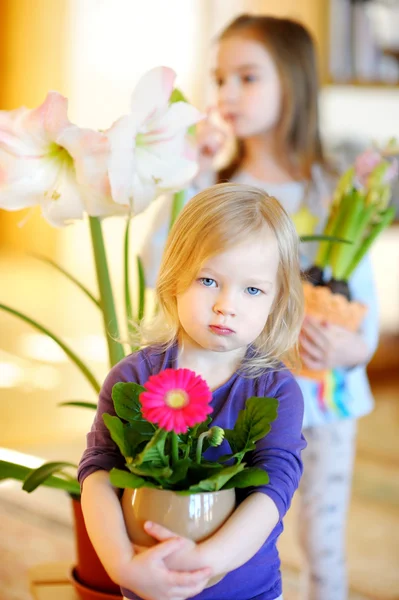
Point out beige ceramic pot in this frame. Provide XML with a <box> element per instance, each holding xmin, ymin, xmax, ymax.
<box><xmin>299</xmin><ymin>282</ymin><xmax>368</xmax><ymax>380</ymax></box>
<box><xmin>122</xmin><ymin>486</ymin><xmax>236</xmax><ymax>587</ymax></box>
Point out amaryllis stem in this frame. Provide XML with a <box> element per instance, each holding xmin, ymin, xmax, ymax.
<box><xmin>89</xmin><ymin>217</ymin><xmax>125</xmax><ymax>367</ymax></box>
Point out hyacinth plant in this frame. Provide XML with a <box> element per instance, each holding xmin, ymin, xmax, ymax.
<box><xmin>105</xmin><ymin>369</ymin><xmax>278</xmax><ymax>494</ymax></box>
<box><xmin>306</xmin><ymin>141</ymin><xmax>398</xmax><ymax>299</ymax></box>
<box><xmin>0</xmin><ymin>67</ymin><xmax>203</xmax><ymax>497</ymax></box>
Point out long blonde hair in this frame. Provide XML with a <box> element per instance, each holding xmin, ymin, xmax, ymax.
<box><xmin>140</xmin><ymin>183</ymin><xmax>304</xmax><ymax>375</ymax></box>
<box><xmin>217</xmin><ymin>14</ymin><xmax>328</xmax><ymax>182</ymax></box>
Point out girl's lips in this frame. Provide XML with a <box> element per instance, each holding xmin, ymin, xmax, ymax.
<box><xmin>209</xmin><ymin>325</ymin><xmax>235</xmax><ymax>336</ymax></box>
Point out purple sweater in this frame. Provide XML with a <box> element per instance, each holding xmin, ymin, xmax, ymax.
<box><xmin>78</xmin><ymin>344</ymin><xmax>306</xmax><ymax>600</ymax></box>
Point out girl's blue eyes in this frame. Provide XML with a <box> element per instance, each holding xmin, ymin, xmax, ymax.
<box><xmin>200</xmin><ymin>278</ymin><xmax>216</xmax><ymax>287</ymax></box>
<box><xmin>246</xmin><ymin>287</ymin><xmax>261</xmax><ymax>296</ymax></box>
<box><xmin>198</xmin><ymin>279</ymin><xmax>262</xmax><ymax>296</ymax></box>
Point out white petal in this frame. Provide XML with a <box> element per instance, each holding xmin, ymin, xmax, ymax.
<box><xmin>106</xmin><ymin>115</ymin><xmax>137</xmax><ymax>206</ymax></box>
<box><xmin>40</xmin><ymin>166</ymin><xmax>85</xmax><ymax>227</ymax></box>
<box><xmin>130</xmin><ymin>171</ymin><xmax>157</xmax><ymax>215</ymax></box>
<box><xmin>0</xmin><ymin>151</ymin><xmax>57</xmax><ymax>209</ymax></box>
<box><xmin>151</xmin><ymin>102</ymin><xmax>203</xmax><ymax>138</ymax></box>
<box><xmin>135</xmin><ymin>142</ymin><xmax>198</xmax><ymax>190</ymax></box>
<box><xmin>131</xmin><ymin>66</ymin><xmax>176</xmax><ymax>127</ymax></box>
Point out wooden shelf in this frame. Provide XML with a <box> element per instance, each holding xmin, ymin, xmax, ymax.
<box><xmin>324</xmin><ymin>80</ymin><xmax>399</xmax><ymax>89</ymax></box>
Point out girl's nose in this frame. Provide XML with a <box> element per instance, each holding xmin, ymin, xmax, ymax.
<box><xmin>213</xmin><ymin>296</ymin><xmax>236</xmax><ymax>317</ymax></box>
<box><xmin>219</xmin><ymin>79</ymin><xmax>238</xmax><ymax>104</ymax></box>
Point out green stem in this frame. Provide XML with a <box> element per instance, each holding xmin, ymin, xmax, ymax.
<box><xmin>196</xmin><ymin>432</ymin><xmax>208</xmax><ymax>464</ymax></box>
<box><xmin>171</xmin><ymin>432</ymin><xmax>179</xmax><ymax>466</ymax></box>
<box><xmin>89</xmin><ymin>217</ymin><xmax>125</xmax><ymax>367</ymax></box>
<box><xmin>0</xmin><ymin>303</ymin><xmax>101</xmax><ymax>393</ymax></box>
<box><xmin>169</xmin><ymin>190</ymin><xmax>186</xmax><ymax>231</ymax></box>
<box><xmin>123</xmin><ymin>217</ymin><xmax>135</xmax><ymax>352</ymax></box>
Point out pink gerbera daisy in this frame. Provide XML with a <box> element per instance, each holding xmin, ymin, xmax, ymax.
<box><xmin>140</xmin><ymin>368</ymin><xmax>213</xmax><ymax>434</ymax></box>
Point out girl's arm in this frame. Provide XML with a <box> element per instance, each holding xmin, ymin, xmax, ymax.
<box><xmin>81</xmin><ymin>470</ymin><xmax>211</xmax><ymax>599</ymax></box>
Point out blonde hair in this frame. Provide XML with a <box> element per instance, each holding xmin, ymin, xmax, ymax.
<box><xmin>141</xmin><ymin>183</ymin><xmax>304</xmax><ymax>375</ymax></box>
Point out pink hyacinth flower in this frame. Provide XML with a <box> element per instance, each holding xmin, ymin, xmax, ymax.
<box><xmin>140</xmin><ymin>368</ymin><xmax>213</xmax><ymax>434</ymax></box>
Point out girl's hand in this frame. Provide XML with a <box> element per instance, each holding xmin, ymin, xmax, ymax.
<box><xmin>117</xmin><ymin>536</ymin><xmax>212</xmax><ymax>600</ymax></box>
<box><xmin>300</xmin><ymin>316</ymin><xmax>370</xmax><ymax>370</ymax></box>
<box><xmin>195</xmin><ymin>108</ymin><xmax>228</xmax><ymax>176</ymax></box>
<box><xmin>142</xmin><ymin>521</ymin><xmax>211</xmax><ymax>574</ymax></box>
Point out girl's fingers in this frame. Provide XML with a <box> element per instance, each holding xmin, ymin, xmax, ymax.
<box><xmin>169</xmin><ymin>567</ymin><xmax>212</xmax><ymax>589</ymax></box>
<box><xmin>150</xmin><ymin>537</ymin><xmax>184</xmax><ymax>560</ymax></box>
<box><xmin>300</xmin><ymin>334</ymin><xmax>324</xmax><ymax>362</ymax></box>
<box><xmin>144</xmin><ymin>521</ymin><xmax>177</xmax><ymax>542</ymax></box>
<box><xmin>301</xmin><ymin>352</ymin><xmax>325</xmax><ymax>371</ymax></box>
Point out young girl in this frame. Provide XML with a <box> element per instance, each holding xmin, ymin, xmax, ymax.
<box><xmin>78</xmin><ymin>182</ymin><xmax>306</xmax><ymax>600</ymax></box>
<box><xmin>138</xmin><ymin>15</ymin><xmax>379</xmax><ymax>600</ymax></box>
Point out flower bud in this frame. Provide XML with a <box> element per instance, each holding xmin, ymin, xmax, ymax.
<box><xmin>207</xmin><ymin>426</ymin><xmax>225</xmax><ymax>447</ymax></box>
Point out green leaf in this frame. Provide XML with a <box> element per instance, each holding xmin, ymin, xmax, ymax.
<box><xmin>103</xmin><ymin>414</ymin><xmax>131</xmax><ymax>457</ymax></box>
<box><xmin>30</xmin><ymin>253</ymin><xmax>100</xmax><ymax>308</ymax></box>
<box><xmin>166</xmin><ymin>459</ymin><xmax>192</xmax><ymax>485</ymax></box>
<box><xmin>123</xmin><ymin>216</ymin><xmax>135</xmax><ymax>352</ymax></box>
<box><xmin>224</xmin><ymin>397</ymin><xmax>278</xmax><ymax>458</ymax></box>
<box><xmin>169</xmin><ymin>190</ymin><xmax>186</xmax><ymax>230</ymax></box>
<box><xmin>136</xmin><ymin>256</ymin><xmax>146</xmax><ymax>322</ymax></box>
<box><xmin>128</xmin><ymin>464</ymin><xmax>173</xmax><ymax>480</ymax></box>
<box><xmin>22</xmin><ymin>462</ymin><xmax>77</xmax><ymax>493</ymax></box>
<box><xmin>134</xmin><ymin>429</ymin><xmax>168</xmax><ymax>467</ymax></box>
<box><xmin>0</xmin><ymin>303</ymin><xmax>101</xmax><ymax>393</ymax></box>
<box><xmin>89</xmin><ymin>216</ymin><xmax>125</xmax><ymax>367</ymax></box>
<box><xmin>58</xmin><ymin>401</ymin><xmax>97</xmax><ymax>410</ymax></box>
<box><xmin>183</xmin><ymin>463</ymin><xmax>245</xmax><ymax>494</ymax></box>
<box><xmin>112</xmin><ymin>382</ymin><xmax>146</xmax><ymax>422</ymax></box>
<box><xmin>169</xmin><ymin>88</ymin><xmax>188</xmax><ymax>103</ymax></box>
<box><xmin>300</xmin><ymin>235</ymin><xmax>352</xmax><ymax>244</ymax></box>
<box><xmin>221</xmin><ymin>467</ymin><xmax>269</xmax><ymax>490</ymax></box>
<box><xmin>0</xmin><ymin>460</ymin><xmax>80</xmax><ymax>496</ymax></box>
<box><xmin>109</xmin><ymin>468</ymin><xmax>157</xmax><ymax>489</ymax></box>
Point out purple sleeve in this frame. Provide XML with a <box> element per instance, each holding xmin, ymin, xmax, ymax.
<box><xmin>77</xmin><ymin>353</ymin><xmax>149</xmax><ymax>489</ymax></box>
<box><xmin>246</xmin><ymin>374</ymin><xmax>306</xmax><ymax>519</ymax></box>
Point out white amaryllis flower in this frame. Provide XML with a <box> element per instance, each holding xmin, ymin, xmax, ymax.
<box><xmin>106</xmin><ymin>66</ymin><xmax>203</xmax><ymax>213</ymax></box>
<box><xmin>0</xmin><ymin>92</ymin><xmax>127</xmax><ymax>226</ymax></box>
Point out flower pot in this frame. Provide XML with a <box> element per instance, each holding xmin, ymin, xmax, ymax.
<box><xmin>71</xmin><ymin>497</ymin><xmax>122</xmax><ymax>597</ymax></box>
<box><xmin>70</xmin><ymin>567</ymin><xmax>122</xmax><ymax>600</ymax></box>
<box><xmin>122</xmin><ymin>486</ymin><xmax>236</xmax><ymax>587</ymax></box>
<box><xmin>299</xmin><ymin>282</ymin><xmax>367</xmax><ymax>380</ymax></box>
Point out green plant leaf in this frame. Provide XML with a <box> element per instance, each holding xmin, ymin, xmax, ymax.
<box><xmin>128</xmin><ymin>464</ymin><xmax>172</xmax><ymax>480</ymax></box>
<box><xmin>103</xmin><ymin>414</ymin><xmax>132</xmax><ymax>457</ymax></box>
<box><xmin>30</xmin><ymin>253</ymin><xmax>100</xmax><ymax>308</ymax></box>
<box><xmin>123</xmin><ymin>216</ymin><xmax>135</xmax><ymax>352</ymax></box>
<box><xmin>133</xmin><ymin>429</ymin><xmax>168</xmax><ymax>467</ymax></box>
<box><xmin>0</xmin><ymin>460</ymin><xmax>80</xmax><ymax>495</ymax></box>
<box><xmin>221</xmin><ymin>467</ymin><xmax>269</xmax><ymax>489</ymax></box>
<box><xmin>89</xmin><ymin>216</ymin><xmax>125</xmax><ymax>367</ymax></box>
<box><xmin>112</xmin><ymin>382</ymin><xmax>147</xmax><ymax>422</ymax></box>
<box><xmin>0</xmin><ymin>303</ymin><xmax>101</xmax><ymax>393</ymax></box>
<box><xmin>109</xmin><ymin>468</ymin><xmax>157</xmax><ymax>489</ymax></box>
<box><xmin>182</xmin><ymin>463</ymin><xmax>245</xmax><ymax>494</ymax></box>
<box><xmin>224</xmin><ymin>397</ymin><xmax>278</xmax><ymax>458</ymax></box>
<box><xmin>58</xmin><ymin>401</ymin><xmax>97</xmax><ymax>410</ymax></box>
<box><xmin>169</xmin><ymin>190</ymin><xmax>186</xmax><ymax>230</ymax></box>
<box><xmin>300</xmin><ymin>235</ymin><xmax>352</xmax><ymax>243</ymax></box>
<box><xmin>166</xmin><ymin>459</ymin><xmax>192</xmax><ymax>485</ymax></box>
<box><xmin>136</xmin><ymin>255</ymin><xmax>146</xmax><ymax>322</ymax></box>
<box><xmin>169</xmin><ymin>88</ymin><xmax>188</xmax><ymax>103</ymax></box>
<box><xmin>22</xmin><ymin>461</ymin><xmax>77</xmax><ymax>493</ymax></box>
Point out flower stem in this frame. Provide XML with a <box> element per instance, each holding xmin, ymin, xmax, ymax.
<box><xmin>171</xmin><ymin>432</ymin><xmax>179</xmax><ymax>465</ymax></box>
<box><xmin>89</xmin><ymin>217</ymin><xmax>125</xmax><ymax>367</ymax></box>
<box><xmin>169</xmin><ymin>190</ymin><xmax>186</xmax><ymax>230</ymax></box>
<box><xmin>196</xmin><ymin>432</ymin><xmax>208</xmax><ymax>464</ymax></box>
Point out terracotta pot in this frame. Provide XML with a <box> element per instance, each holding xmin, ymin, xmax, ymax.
<box><xmin>71</xmin><ymin>497</ymin><xmax>122</xmax><ymax>597</ymax></box>
<box><xmin>122</xmin><ymin>486</ymin><xmax>236</xmax><ymax>587</ymax></box>
<box><xmin>70</xmin><ymin>567</ymin><xmax>122</xmax><ymax>600</ymax></box>
<box><xmin>299</xmin><ymin>282</ymin><xmax>368</xmax><ymax>380</ymax></box>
